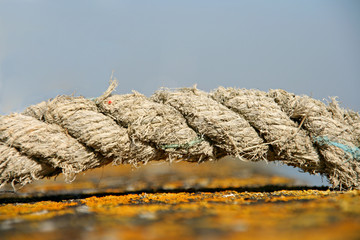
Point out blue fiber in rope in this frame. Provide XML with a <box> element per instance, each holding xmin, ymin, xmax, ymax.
<box><xmin>313</xmin><ymin>136</ymin><xmax>360</xmax><ymax>161</ymax></box>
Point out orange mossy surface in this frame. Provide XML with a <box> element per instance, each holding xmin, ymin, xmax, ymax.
<box><xmin>1</xmin><ymin>159</ymin><xmax>359</xmax><ymax>240</ymax></box>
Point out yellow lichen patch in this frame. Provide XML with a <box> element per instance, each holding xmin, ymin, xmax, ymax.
<box><xmin>2</xmin><ymin>159</ymin><xmax>360</xmax><ymax>240</ymax></box>
<box><xmin>93</xmin><ymin>204</ymin><xmax>173</xmax><ymax>218</ymax></box>
<box><xmin>1</xmin><ymin>190</ymin><xmax>360</xmax><ymax>240</ymax></box>
<box><xmin>83</xmin><ymin>194</ymin><xmax>141</xmax><ymax>207</ymax></box>
<box><xmin>82</xmin><ymin>191</ymin><xmax>245</xmax><ymax>211</ymax></box>
<box><xmin>262</xmin><ymin>189</ymin><xmax>336</xmax><ymax>202</ymax></box>
<box><xmin>94</xmin><ymin>190</ymin><xmax>360</xmax><ymax>240</ymax></box>
<box><xmin>0</xmin><ymin>201</ymin><xmax>77</xmax><ymax>221</ymax></box>
<box><xmin>80</xmin><ymin>189</ymin><xmax>344</xmax><ymax>220</ymax></box>
<box><xmin>216</xmin><ymin>191</ymin><xmax>360</xmax><ymax>240</ymax></box>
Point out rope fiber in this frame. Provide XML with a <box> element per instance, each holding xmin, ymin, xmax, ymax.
<box><xmin>1</xmin><ymin>81</ymin><xmax>359</xmax><ymax>190</ymax></box>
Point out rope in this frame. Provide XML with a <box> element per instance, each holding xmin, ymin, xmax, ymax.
<box><xmin>159</xmin><ymin>136</ymin><xmax>205</xmax><ymax>150</ymax></box>
<box><xmin>313</xmin><ymin>136</ymin><xmax>360</xmax><ymax>162</ymax></box>
<box><xmin>1</xmin><ymin>81</ymin><xmax>359</xmax><ymax>190</ymax></box>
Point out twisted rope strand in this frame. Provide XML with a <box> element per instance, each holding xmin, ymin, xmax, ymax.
<box><xmin>0</xmin><ymin>82</ymin><xmax>359</xmax><ymax>190</ymax></box>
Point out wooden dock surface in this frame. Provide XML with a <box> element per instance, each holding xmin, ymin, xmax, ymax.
<box><xmin>1</xmin><ymin>158</ymin><xmax>359</xmax><ymax>240</ymax></box>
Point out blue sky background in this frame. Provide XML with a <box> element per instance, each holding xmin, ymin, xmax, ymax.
<box><xmin>0</xmin><ymin>0</ymin><xmax>359</xmax><ymax>185</ymax></box>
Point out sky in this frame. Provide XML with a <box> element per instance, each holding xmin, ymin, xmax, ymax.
<box><xmin>0</xmin><ymin>0</ymin><xmax>359</xmax><ymax>185</ymax></box>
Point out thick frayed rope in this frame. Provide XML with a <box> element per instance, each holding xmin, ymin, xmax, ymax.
<box><xmin>1</xmin><ymin>81</ymin><xmax>359</xmax><ymax>190</ymax></box>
